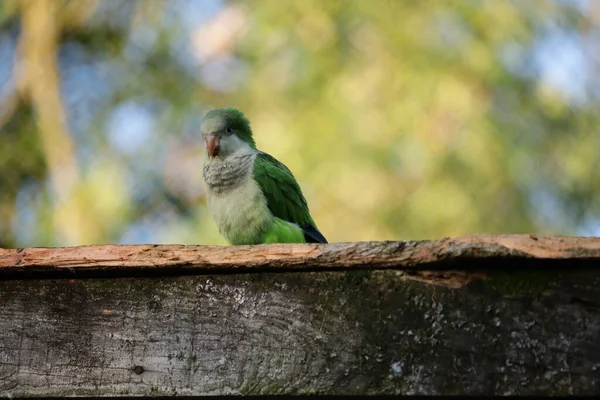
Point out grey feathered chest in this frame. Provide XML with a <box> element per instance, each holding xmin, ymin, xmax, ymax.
<box><xmin>202</xmin><ymin>152</ymin><xmax>256</xmax><ymax>194</ymax></box>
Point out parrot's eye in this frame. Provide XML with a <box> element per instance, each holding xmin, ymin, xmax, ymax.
<box><xmin>225</xmin><ymin>127</ymin><xmax>232</xmax><ymax>134</ymax></box>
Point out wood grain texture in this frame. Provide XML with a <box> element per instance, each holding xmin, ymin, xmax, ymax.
<box><xmin>1</xmin><ymin>234</ymin><xmax>600</xmax><ymax>279</ymax></box>
<box><xmin>1</xmin><ymin>269</ymin><xmax>600</xmax><ymax>396</ymax></box>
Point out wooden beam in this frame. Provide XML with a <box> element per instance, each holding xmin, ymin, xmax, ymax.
<box><xmin>1</xmin><ymin>234</ymin><xmax>600</xmax><ymax>279</ymax></box>
<box><xmin>1</xmin><ymin>235</ymin><xmax>600</xmax><ymax>396</ymax></box>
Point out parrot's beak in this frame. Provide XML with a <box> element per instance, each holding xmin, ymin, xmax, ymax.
<box><xmin>204</xmin><ymin>135</ymin><xmax>220</xmax><ymax>157</ymax></box>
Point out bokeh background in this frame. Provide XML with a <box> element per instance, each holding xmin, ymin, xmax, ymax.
<box><xmin>0</xmin><ymin>0</ymin><xmax>599</xmax><ymax>248</ymax></box>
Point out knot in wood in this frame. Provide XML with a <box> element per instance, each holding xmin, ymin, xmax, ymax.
<box><xmin>132</xmin><ymin>365</ymin><xmax>144</xmax><ymax>375</ymax></box>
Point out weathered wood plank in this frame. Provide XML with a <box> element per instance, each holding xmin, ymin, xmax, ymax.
<box><xmin>1</xmin><ymin>268</ymin><xmax>600</xmax><ymax>396</ymax></box>
<box><xmin>1</xmin><ymin>234</ymin><xmax>600</xmax><ymax>279</ymax></box>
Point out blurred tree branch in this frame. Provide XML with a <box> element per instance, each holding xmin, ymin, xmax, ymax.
<box><xmin>17</xmin><ymin>0</ymin><xmax>79</xmax><ymax>199</ymax></box>
<box><xmin>15</xmin><ymin>0</ymin><xmax>98</xmax><ymax>244</ymax></box>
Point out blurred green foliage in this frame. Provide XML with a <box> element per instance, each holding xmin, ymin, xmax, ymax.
<box><xmin>0</xmin><ymin>0</ymin><xmax>599</xmax><ymax>247</ymax></box>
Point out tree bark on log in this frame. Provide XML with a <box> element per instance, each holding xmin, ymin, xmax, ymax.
<box><xmin>1</xmin><ymin>235</ymin><xmax>600</xmax><ymax>396</ymax></box>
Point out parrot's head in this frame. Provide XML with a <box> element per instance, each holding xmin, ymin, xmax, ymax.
<box><xmin>201</xmin><ymin>107</ymin><xmax>256</xmax><ymax>159</ymax></box>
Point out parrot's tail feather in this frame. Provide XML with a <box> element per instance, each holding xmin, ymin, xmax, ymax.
<box><xmin>302</xmin><ymin>225</ymin><xmax>328</xmax><ymax>244</ymax></box>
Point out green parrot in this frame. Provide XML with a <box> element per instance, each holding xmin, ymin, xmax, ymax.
<box><xmin>201</xmin><ymin>107</ymin><xmax>328</xmax><ymax>245</ymax></box>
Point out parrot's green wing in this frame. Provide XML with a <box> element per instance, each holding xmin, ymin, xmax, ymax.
<box><xmin>252</xmin><ymin>152</ymin><xmax>327</xmax><ymax>243</ymax></box>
